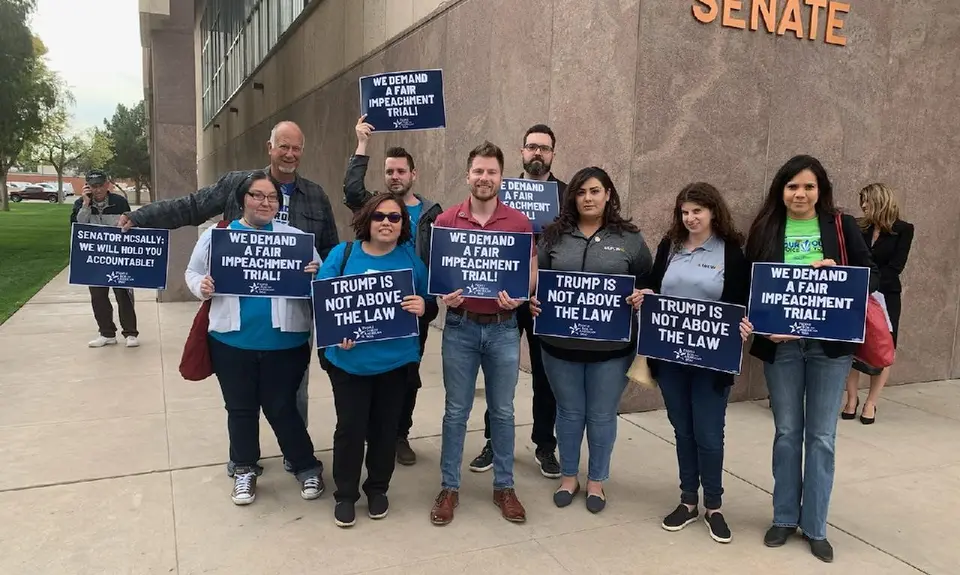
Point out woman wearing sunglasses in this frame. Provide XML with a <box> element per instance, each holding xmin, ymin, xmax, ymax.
<box><xmin>317</xmin><ymin>195</ymin><xmax>433</xmax><ymax>528</ymax></box>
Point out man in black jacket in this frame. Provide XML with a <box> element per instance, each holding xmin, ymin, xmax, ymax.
<box><xmin>469</xmin><ymin>124</ymin><xmax>566</xmax><ymax>479</ymax></box>
<box><xmin>119</xmin><ymin>121</ymin><xmax>339</xmax><ymax>480</ymax></box>
<box><xmin>343</xmin><ymin>114</ymin><xmax>442</xmax><ymax>466</ymax></box>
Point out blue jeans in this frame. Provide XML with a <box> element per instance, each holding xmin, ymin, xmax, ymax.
<box><xmin>540</xmin><ymin>349</ymin><xmax>632</xmax><ymax>482</ymax></box>
<box><xmin>763</xmin><ymin>339</ymin><xmax>851</xmax><ymax>540</ymax></box>
<box><xmin>657</xmin><ymin>362</ymin><xmax>730</xmax><ymax>510</ymax></box>
<box><xmin>440</xmin><ymin>312</ymin><xmax>520</xmax><ymax>490</ymax></box>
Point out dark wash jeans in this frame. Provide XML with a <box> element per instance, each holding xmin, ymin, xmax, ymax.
<box><xmin>209</xmin><ymin>337</ymin><xmax>320</xmax><ymax>481</ymax></box>
<box><xmin>328</xmin><ymin>362</ymin><xmax>412</xmax><ymax>503</ymax></box>
<box><xmin>657</xmin><ymin>362</ymin><xmax>731</xmax><ymax>510</ymax></box>
<box><xmin>763</xmin><ymin>339</ymin><xmax>851</xmax><ymax>541</ymax></box>
<box><xmin>89</xmin><ymin>286</ymin><xmax>138</xmax><ymax>338</ymax></box>
<box><xmin>483</xmin><ymin>301</ymin><xmax>557</xmax><ymax>452</ymax></box>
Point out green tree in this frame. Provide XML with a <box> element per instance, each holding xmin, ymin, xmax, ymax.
<box><xmin>22</xmin><ymin>90</ymin><xmax>86</xmax><ymax>204</ymax></box>
<box><xmin>74</xmin><ymin>128</ymin><xmax>114</xmax><ymax>176</ymax></box>
<box><xmin>104</xmin><ymin>101</ymin><xmax>150</xmax><ymax>205</ymax></box>
<box><xmin>0</xmin><ymin>0</ymin><xmax>59</xmax><ymax>211</ymax></box>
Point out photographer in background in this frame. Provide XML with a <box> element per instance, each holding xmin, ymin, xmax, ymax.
<box><xmin>70</xmin><ymin>170</ymin><xmax>139</xmax><ymax>348</ymax></box>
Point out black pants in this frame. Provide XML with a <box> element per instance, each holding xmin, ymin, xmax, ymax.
<box><xmin>483</xmin><ymin>301</ymin><xmax>557</xmax><ymax>452</ymax></box>
<box><xmin>397</xmin><ymin>323</ymin><xmax>430</xmax><ymax>439</ymax></box>
<box><xmin>89</xmin><ymin>286</ymin><xmax>138</xmax><ymax>337</ymax></box>
<box><xmin>209</xmin><ymin>337</ymin><xmax>320</xmax><ymax>476</ymax></box>
<box><xmin>329</xmin><ymin>363</ymin><xmax>411</xmax><ymax>502</ymax></box>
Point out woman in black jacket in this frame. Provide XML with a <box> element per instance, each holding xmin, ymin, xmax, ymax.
<box><xmin>638</xmin><ymin>183</ymin><xmax>752</xmax><ymax>544</ymax></box>
<box><xmin>842</xmin><ymin>183</ymin><xmax>914</xmax><ymax>424</ymax></box>
<box><xmin>745</xmin><ymin>155</ymin><xmax>879</xmax><ymax>563</ymax></box>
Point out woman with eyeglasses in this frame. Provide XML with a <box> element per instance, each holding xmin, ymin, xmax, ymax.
<box><xmin>185</xmin><ymin>170</ymin><xmax>324</xmax><ymax>506</ymax></box>
<box><xmin>745</xmin><ymin>155</ymin><xmax>878</xmax><ymax>562</ymax></box>
<box><xmin>318</xmin><ymin>195</ymin><xmax>432</xmax><ymax>528</ymax></box>
<box><xmin>842</xmin><ymin>184</ymin><xmax>914</xmax><ymax>424</ymax></box>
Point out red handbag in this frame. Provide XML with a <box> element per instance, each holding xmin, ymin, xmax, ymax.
<box><xmin>835</xmin><ymin>213</ymin><xmax>895</xmax><ymax>368</ymax></box>
<box><xmin>178</xmin><ymin>219</ymin><xmax>231</xmax><ymax>381</ymax></box>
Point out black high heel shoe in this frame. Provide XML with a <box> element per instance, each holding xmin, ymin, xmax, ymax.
<box><xmin>860</xmin><ymin>404</ymin><xmax>877</xmax><ymax>425</ymax></box>
<box><xmin>841</xmin><ymin>396</ymin><xmax>859</xmax><ymax>420</ymax></box>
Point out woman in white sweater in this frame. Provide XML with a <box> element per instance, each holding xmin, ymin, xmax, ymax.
<box><xmin>185</xmin><ymin>170</ymin><xmax>322</xmax><ymax>506</ymax></box>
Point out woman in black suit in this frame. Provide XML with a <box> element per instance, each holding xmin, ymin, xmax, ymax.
<box><xmin>842</xmin><ymin>183</ymin><xmax>914</xmax><ymax>424</ymax></box>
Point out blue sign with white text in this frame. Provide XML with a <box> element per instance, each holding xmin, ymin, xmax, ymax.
<box><xmin>209</xmin><ymin>228</ymin><xmax>315</xmax><ymax>298</ymax></box>
<box><xmin>69</xmin><ymin>223</ymin><xmax>169</xmax><ymax>289</ymax></box>
<box><xmin>427</xmin><ymin>226</ymin><xmax>532</xmax><ymax>299</ymax></box>
<box><xmin>533</xmin><ymin>270</ymin><xmax>634</xmax><ymax>342</ymax></box>
<box><xmin>638</xmin><ymin>294</ymin><xmax>746</xmax><ymax>374</ymax></box>
<box><xmin>748</xmin><ymin>263</ymin><xmax>870</xmax><ymax>342</ymax></box>
<box><xmin>312</xmin><ymin>269</ymin><xmax>419</xmax><ymax>348</ymax></box>
<box><xmin>498</xmin><ymin>178</ymin><xmax>560</xmax><ymax>233</ymax></box>
<box><xmin>359</xmin><ymin>69</ymin><xmax>446</xmax><ymax>132</ymax></box>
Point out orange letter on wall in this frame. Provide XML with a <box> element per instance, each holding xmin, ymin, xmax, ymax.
<box><xmin>692</xmin><ymin>0</ymin><xmax>720</xmax><ymax>24</ymax></box>
<box><xmin>722</xmin><ymin>0</ymin><xmax>746</xmax><ymax>29</ymax></box>
<box><xmin>826</xmin><ymin>1</ymin><xmax>850</xmax><ymax>46</ymax></box>
<box><xmin>777</xmin><ymin>0</ymin><xmax>805</xmax><ymax>39</ymax></box>
<box><xmin>751</xmin><ymin>0</ymin><xmax>777</xmax><ymax>32</ymax></box>
<box><xmin>805</xmin><ymin>0</ymin><xmax>828</xmax><ymax>40</ymax></box>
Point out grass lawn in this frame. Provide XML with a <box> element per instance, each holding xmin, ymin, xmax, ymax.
<box><xmin>0</xmin><ymin>202</ymin><xmax>74</xmax><ymax>325</ymax></box>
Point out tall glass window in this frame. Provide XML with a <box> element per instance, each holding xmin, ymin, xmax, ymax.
<box><xmin>199</xmin><ymin>0</ymin><xmax>308</xmax><ymax>126</ymax></box>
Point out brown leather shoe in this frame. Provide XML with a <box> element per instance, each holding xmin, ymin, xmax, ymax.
<box><xmin>430</xmin><ymin>489</ymin><xmax>459</xmax><ymax>525</ymax></box>
<box><xmin>493</xmin><ymin>488</ymin><xmax>526</xmax><ymax>523</ymax></box>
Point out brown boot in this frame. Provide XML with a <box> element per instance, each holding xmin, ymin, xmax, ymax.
<box><xmin>430</xmin><ymin>489</ymin><xmax>459</xmax><ymax>525</ymax></box>
<box><xmin>493</xmin><ymin>488</ymin><xmax>526</xmax><ymax>523</ymax></box>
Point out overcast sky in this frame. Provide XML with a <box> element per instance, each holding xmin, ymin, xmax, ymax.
<box><xmin>30</xmin><ymin>0</ymin><xmax>144</xmax><ymax>132</ymax></box>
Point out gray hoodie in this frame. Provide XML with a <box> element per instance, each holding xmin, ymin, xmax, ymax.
<box><xmin>537</xmin><ymin>226</ymin><xmax>653</xmax><ymax>352</ymax></box>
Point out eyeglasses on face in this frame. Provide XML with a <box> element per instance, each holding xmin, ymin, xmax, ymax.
<box><xmin>523</xmin><ymin>143</ymin><xmax>554</xmax><ymax>153</ymax></box>
<box><xmin>247</xmin><ymin>191</ymin><xmax>280</xmax><ymax>204</ymax></box>
<box><xmin>371</xmin><ymin>211</ymin><xmax>403</xmax><ymax>223</ymax></box>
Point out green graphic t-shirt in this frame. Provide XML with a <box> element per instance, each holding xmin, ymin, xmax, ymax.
<box><xmin>784</xmin><ymin>216</ymin><xmax>823</xmax><ymax>264</ymax></box>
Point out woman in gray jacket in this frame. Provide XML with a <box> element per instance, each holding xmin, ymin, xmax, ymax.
<box><xmin>529</xmin><ymin>166</ymin><xmax>653</xmax><ymax>513</ymax></box>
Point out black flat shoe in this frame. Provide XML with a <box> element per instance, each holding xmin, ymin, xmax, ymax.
<box><xmin>763</xmin><ymin>525</ymin><xmax>796</xmax><ymax>547</ymax></box>
<box><xmin>552</xmin><ymin>482</ymin><xmax>580</xmax><ymax>508</ymax></box>
<box><xmin>585</xmin><ymin>489</ymin><xmax>606</xmax><ymax>514</ymax></box>
<box><xmin>860</xmin><ymin>404</ymin><xmax>877</xmax><ymax>425</ymax></box>
<box><xmin>841</xmin><ymin>396</ymin><xmax>859</xmax><ymax>420</ymax></box>
<box><xmin>803</xmin><ymin>534</ymin><xmax>834</xmax><ymax>562</ymax></box>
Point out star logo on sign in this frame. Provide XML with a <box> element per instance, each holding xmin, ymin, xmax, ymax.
<box><xmin>789</xmin><ymin>323</ymin><xmax>801</xmax><ymax>334</ymax></box>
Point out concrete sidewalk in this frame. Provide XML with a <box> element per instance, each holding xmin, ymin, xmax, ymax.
<box><xmin>0</xmin><ymin>271</ymin><xmax>957</xmax><ymax>574</ymax></box>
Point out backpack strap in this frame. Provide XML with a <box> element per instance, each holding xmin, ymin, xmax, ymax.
<box><xmin>339</xmin><ymin>240</ymin><xmax>354</xmax><ymax>275</ymax></box>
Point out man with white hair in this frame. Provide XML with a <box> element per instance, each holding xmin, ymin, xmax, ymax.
<box><xmin>120</xmin><ymin>121</ymin><xmax>339</xmax><ymax>482</ymax></box>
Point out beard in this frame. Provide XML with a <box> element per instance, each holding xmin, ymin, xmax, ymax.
<box><xmin>523</xmin><ymin>158</ymin><xmax>551</xmax><ymax>177</ymax></box>
<box><xmin>276</xmin><ymin>163</ymin><xmax>297</xmax><ymax>174</ymax></box>
<box><xmin>387</xmin><ymin>180</ymin><xmax>413</xmax><ymax>195</ymax></box>
<box><xmin>470</xmin><ymin>181</ymin><xmax>498</xmax><ymax>202</ymax></box>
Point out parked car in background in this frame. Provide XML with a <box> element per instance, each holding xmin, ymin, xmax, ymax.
<box><xmin>35</xmin><ymin>182</ymin><xmax>74</xmax><ymax>196</ymax></box>
<box><xmin>9</xmin><ymin>182</ymin><xmax>57</xmax><ymax>203</ymax></box>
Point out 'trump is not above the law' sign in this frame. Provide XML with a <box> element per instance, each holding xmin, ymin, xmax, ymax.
<box><xmin>312</xmin><ymin>269</ymin><xmax>419</xmax><ymax>349</ymax></box>
<box><xmin>533</xmin><ymin>270</ymin><xmax>634</xmax><ymax>342</ymax></box>
<box><xmin>498</xmin><ymin>178</ymin><xmax>560</xmax><ymax>233</ymax></box>
<box><xmin>748</xmin><ymin>263</ymin><xmax>870</xmax><ymax>343</ymax></box>
<box><xmin>69</xmin><ymin>223</ymin><xmax>170</xmax><ymax>289</ymax></box>
<box><xmin>638</xmin><ymin>294</ymin><xmax>746</xmax><ymax>374</ymax></box>
<box><xmin>209</xmin><ymin>228</ymin><xmax>315</xmax><ymax>298</ymax></box>
<box><xmin>359</xmin><ymin>69</ymin><xmax>446</xmax><ymax>132</ymax></box>
<box><xmin>427</xmin><ymin>226</ymin><xmax>532</xmax><ymax>300</ymax></box>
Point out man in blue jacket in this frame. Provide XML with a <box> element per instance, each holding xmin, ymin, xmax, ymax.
<box><xmin>342</xmin><ymin>115</ymin><xmax>442</xmax><ymax>466</ymax></box>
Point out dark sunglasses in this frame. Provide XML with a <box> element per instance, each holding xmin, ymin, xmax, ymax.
<box><xmin>372</xmin><ymin>211</ymin><xmax>403</xmax><ymax>223</ymax></box>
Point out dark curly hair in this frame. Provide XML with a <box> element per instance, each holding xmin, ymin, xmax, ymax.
<box><xmin>664</xmin><ymin>182</ymin><xmax>743</xmax><ymax>248</ymax></box>
<box><xmin>352</xmin><ymin>194</ymin><xmax>412</xmax><ymax>245</ymax></box>
<box><xmin>541</xmin><ymin>166</ymin><xmax>638</xmax><ymax>250</ymax></box>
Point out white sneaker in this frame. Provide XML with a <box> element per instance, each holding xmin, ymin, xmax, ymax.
<box><xmin>125</xmin><ymin>336</ymin><xmax>140</xmax><ymax>348</ymax></box>
<box><xmin>88</xmin><ymin>336</ymin><xmax>117</xmax><ymax>348</ymax></box>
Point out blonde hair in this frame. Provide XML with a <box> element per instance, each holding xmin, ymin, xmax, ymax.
<box><xmin>858</xmin><ymin>183</ymin><xmax>900</xmax><ymax>233</ymax></box>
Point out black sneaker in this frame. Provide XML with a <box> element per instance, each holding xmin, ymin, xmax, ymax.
<box><xmin>300</xmin><ymin>474</ymin><xmax>324</xmax><ymax>500</ymax></box>
<box><xmin>368</xmin><ymin>493</ymin><xmax>389</xmax><ymax>519</ymax></box>
<box><xmin>764</xmin><ymin>525</ymin><xmax>796</xmax><ymax>547</ymax></box>
<box><xmin>231</xmin><ymin>470</ymin><xmax>257</xmax><ymax>506</ymax></box>
<box><xmin>661</xmin><ymin>504</ymin><xmax>698</xmax><ymax>531</ymax></box>
<box><xmin>334</xmin><ymin>501</ymin><xmax>356</xmax><ymax>528</ymax></box>
<box><xmin>534</xmin><ymin>449</ymin><xmax>561</xmax><ymax>479</ymax></box>
<box><xmin>803</xmin><ymin>534</ymin><xmax>834</xmax><ymax>563</ymax></box>
<box><xmin>396</xmin><ymin>438</ymin><xmax>416</xmax><ymax>466</ymax></box>
<box><xmin>468</xmin><ymin>441</ymin><xmax>494</xmax><ymax>472</ymax></box>
<box><xmin>705</xmin><ymin>511</ymin><xmax>732</xmax><ymax>543</ymax></box>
